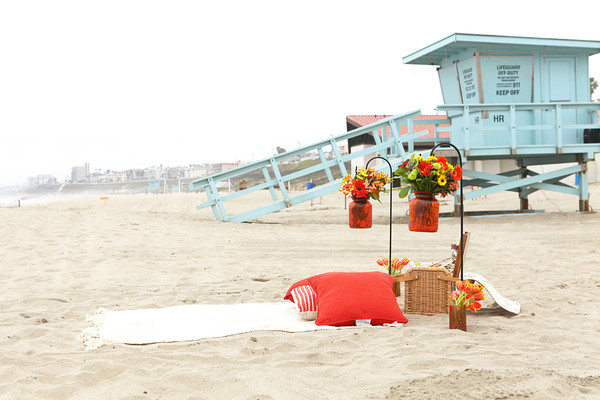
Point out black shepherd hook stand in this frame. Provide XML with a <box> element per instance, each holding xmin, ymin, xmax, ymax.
<box><xmin>366</xmin><ymin>156</ymin><xmax>395</xmax><ymax>275</ymax></box>
<box><xmin>430</xmin><ymin>142</ymin><xmax>465</xmax><ymax>281</ymax></box>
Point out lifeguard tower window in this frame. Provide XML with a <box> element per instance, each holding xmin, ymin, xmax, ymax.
<box><xmin>584</xmin><ymin>129</ymin><xmax>600</xmax><ymax>143</ymax></box>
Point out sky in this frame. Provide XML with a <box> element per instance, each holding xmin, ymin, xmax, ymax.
<box><xmin>1</xmin><ymin>0</ymin><xmax>599</xmax><ymax>186</ymax></box>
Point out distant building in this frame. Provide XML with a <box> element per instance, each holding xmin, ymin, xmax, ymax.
<box><xmin>144</xmin><ymin>168</ymin><xmax>161</xmax><ymax>181</ymax></box>
<box><xmin>126</xmin><ymin>169</ymin><xmax>145</xmax><ymax>181</ymax></box>
<box><xmin>167</xmin><ymin>167</ymin><xmax>185</xmax><ymax>179</ymax></box>
<box><xmin>25</xmin><ymin>174</ymin><xmax>57</xmax><ymax>188</ymax></box>
<box><xmin>37</xmin><ymin>174</ymin><xmax>57</xmax><ymax>185</ymax></box>
<box><xmin>211</xmin><ymin>162</ymin><xmax>240</xmax><ymax>174</ymax></box>
<box><xmin>71</xmin><ymin>163</ymin><xmax>89</xmax><ymax>183</ymax></box>
<box><xmin>185</xmin><ymin>165</ymin><xmax>209</xmax><ymax>179</ymax></box>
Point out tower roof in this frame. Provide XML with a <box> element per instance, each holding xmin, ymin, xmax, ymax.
<box><xmin>403</xmin><ymin>33</ymin><xmax>600</xmax><ymax>66</ymax></box>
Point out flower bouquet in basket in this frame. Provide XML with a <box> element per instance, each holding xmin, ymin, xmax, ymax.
<box><xmin>339</xmin><ymin>167</ymin><xmax>390</xmax><ymax>229</ymax></box>
<box><xmin>393</xmin><ymin>154</ymin><xmax>463</xmax><ymax>232</ymax></box>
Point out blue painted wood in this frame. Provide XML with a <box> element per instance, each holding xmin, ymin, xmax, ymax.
<box><xmin>317</xmin><ymin>147</ymin><xmax>334</xmax><ymax>182</ymax></box>
<box><xmin>437</xmin><ymin>102</ymin><xmax>600</xmax><ymax>155</ymax></box>
<box><xmin>202</xmin><ymin>186</ymin><xmax>222</xmax><ymax>221</ymax></box>
<box><xmin>462</xmin><ymin>168</ymin><xmax>580</xmax><ymax>199</ymax></box>
<box><xmin>404</xmin><ymin>34</ymin><xmax>600</xmax><ymax>66</ymax></box>
<box><xmin>269</xmin><ymin>158</ymin><xmax>291</xmax><ymax>207</ymax></box>
<box><xmin>207</xmin><ymin>177</ymin><xmax>228</xmax><ymax>222</ymax></box>
<box><xmin>191</xmin><ymin>110</ymin><xmax>447</xmax><ymax>222</ymax></box>
<box><xmin>461</xmin><ymin>164</ymin><xmax>583</xmax><ymax>199</ymax></box>
<box><xmin>262</xmin><ymin>166</ymin><xmax>279</xmax><ymax>202</ymax></box>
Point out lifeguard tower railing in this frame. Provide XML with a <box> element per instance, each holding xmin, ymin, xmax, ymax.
<box><xmin>191</xmin><ymin>110</ymin><xmax>450</xmax><ymax>222</ymax></box>
<box><xmin>437</xmin><ymin>102</ymin><xmax>600</xmax><ymax>211</ymax></box>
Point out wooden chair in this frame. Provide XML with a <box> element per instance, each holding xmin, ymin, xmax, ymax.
<box><xmin>393</xmin><ymin>232</ymin><xmax>470</xmax><ymax>315</ymax></box>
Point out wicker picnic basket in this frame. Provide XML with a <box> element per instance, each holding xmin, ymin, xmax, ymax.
<box><xmin>394</xmin><ymin>266</ymin><xmax>459</xmax><ymax>316</ymax></box>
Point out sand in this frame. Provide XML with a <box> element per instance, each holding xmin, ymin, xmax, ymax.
<box><xmin>1</xmin><ymin>185</ymin><xmax>600</xmax><ymax>399</ymax></box>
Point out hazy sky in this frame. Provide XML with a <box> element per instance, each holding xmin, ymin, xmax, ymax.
<box><xmin>1</xmin><ymin>0</ymin><xmax>599</xmax><ymax>186</ymax></box>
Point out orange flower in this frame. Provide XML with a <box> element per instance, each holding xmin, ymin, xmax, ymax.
<box><xmin>472</xmin><ymin>292</ymin><xmax>485</xmax><ymax>301</ymax></box>
<box><xmin>450</xmin><ymin>280</ymin><xmax>485</xmax><ymax>313</ymax></box>
<box><xmin>452</xmin><ymin>165</ymin><xmax>463</xmax><ymax>181</ymax></box>
<box><xmin>418</xmin><ymin>161</ymin><xmax>434</xmax><ymax>176</ymax></box>
<box><xmin>468</xmin><ymin>302</ymin><xmax>483</xmax><ymax>312</ymax></box>
<box><xmin>376</xmin><ymin>257</ymin><xmax>407</xmax><ymax>276</ymax></box>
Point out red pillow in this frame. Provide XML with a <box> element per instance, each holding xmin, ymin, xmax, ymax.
<box><xmin>308</xmin><ymin>271</ymin><xmax>408</xmax><ymax>326</ymax></box>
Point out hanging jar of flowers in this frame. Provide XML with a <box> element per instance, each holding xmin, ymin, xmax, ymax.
<box><xmin>394</xmin><ymin>154</ymin><xmax>462</xmax><ymax>232</ymax></box>
<box><xmin>339</xmin><ymin>167</ymin><xmax>389</xmax><ymax>229</ymax></box>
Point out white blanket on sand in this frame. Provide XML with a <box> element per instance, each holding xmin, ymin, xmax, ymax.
<box><xmin>78</xmin><ymin>302</ymin><xmax>340</xmax><ymax>350</ymax></box>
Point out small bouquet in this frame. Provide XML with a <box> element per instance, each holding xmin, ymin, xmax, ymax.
<box><xmin>394</xmin><ymin>154</ymin><xmax>462</xmax><ymax>198</ymax></box>
<box><xmin>340</xmin><ymin>167</ymin><xmax>390</xmax><ymax>202</ymax></box>
<box><xmin>451</xmin><ymin>280</ymin><xmax>485</xmax><ymax>312</ymax></box>
<box><xmin>376</xmin><ymin>257</ymin><xmax>412</xmax><ymax>276</ymax></box>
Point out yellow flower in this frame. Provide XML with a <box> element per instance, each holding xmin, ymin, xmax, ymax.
<box><xmin>437</xmin><ymin>175</ymin><xmax>447</xmax><ymax>186</ymax></box>
<box><xmin>427</xmin><ymin>156</ymin><xmax>437</xmax><ymax>162</ymax></box>
<box><xmin>414</xmin><ymin>155</ymin><xmax>423</xmax><ymax>163</ymax></box>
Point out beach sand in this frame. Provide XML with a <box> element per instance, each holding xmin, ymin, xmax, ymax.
<box><xmin>1</xmin><ymin>185</ymin><xmax>600</xmax><ymax>399</ymax></box>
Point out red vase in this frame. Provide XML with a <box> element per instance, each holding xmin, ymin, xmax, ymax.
<box><xmin>349</xmin><ymin>196</ymin><xmax>372</xmax><ymax>229</ymax></box>
<box><xmin>449</xmin><ymin>304</ymin><xmax>467</xmax><ymax>331</ymax></box>
<box><xmin>408</xmin><ymin>191</ymin><xmax>439</xmax><ymax>232</ymax></box>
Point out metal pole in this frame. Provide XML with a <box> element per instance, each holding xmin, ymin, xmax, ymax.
<box><xmin>366</xmin><ymin>156</ymin><xmax>395</xmax><ymax>275</ymax></box>
<box><xmin>430</xmin><ymin>142</ymin><xmax>464</xmax><ymax>281</ymax></box>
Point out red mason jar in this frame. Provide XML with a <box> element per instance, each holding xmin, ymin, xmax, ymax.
<box><xmin>408</xmin><ymin>191</ymin><xmax>439</xmax><ymax>232</ymax></box>
<box><xmin>349</xmin><ymin>196</ymin><xmax>372</xmax><ymax>229</ymax></box>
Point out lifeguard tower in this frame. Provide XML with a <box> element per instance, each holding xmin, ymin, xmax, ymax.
<box><xmin>406</xmin><ymin>33</ymin><xmax>600</xmax><ymax>212</ymax></box>
<box><xmin>191</xmin><ymin>33</ymin><xmax>600</xmax><ymax>222</ymax></box>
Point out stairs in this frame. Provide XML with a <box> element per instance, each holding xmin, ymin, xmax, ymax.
<box><xmin>190</xmin><ymin>110</ymin><xmax>450</xmax><ymax>222</ymax></box>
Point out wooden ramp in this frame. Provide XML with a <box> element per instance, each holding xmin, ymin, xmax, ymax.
<box><xmin>190</xmin><ymin>110</ymin><xmax>450</xmax><ymax>222</ymax></box>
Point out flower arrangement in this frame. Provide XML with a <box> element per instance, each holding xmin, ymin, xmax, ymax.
<box><xmin>451</xmin><ymin>280</ymin><xmax>485</xmax><ymax>312</ymax></box>
<box><xmin>340</xmin><ymin>167</ymin><xmax>390</xmax><ymax>201</ymax></box>
<box><xmin>394</xmin><ymin>154</ymin><xmax>462</xmax><ymax>198</ymax></box>
<box><xmin>376</xmin><ymin>257</ymin><xmax>412</xmax><ymax>276</ymax></box>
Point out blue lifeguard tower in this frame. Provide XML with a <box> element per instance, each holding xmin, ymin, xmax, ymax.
<box><xmin>405</xmin><ymin>33</ymin><xmax>600</xmax><ymax>212</ymax></box>
<box><xmin>191</xmin><ymin>33</ymin><xmax>600</xmax><ymax>222</ymax></box>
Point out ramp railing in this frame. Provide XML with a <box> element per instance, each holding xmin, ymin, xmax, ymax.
<box><xmin>191</xmin><ymin>110</ymin><xmax>451</xmax><ymax>222</ymax></box>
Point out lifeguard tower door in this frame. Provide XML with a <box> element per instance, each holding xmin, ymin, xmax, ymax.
<box><xmin>542</xmin><ymin>57</ymin><xmax>578</xmax><ymax>143</ymax></box>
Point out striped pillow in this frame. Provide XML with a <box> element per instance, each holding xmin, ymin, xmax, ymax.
<box><xmin>290</xmin><ymin>285</ymin><xmax>318</xmax><ymax>320</ymax></box>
